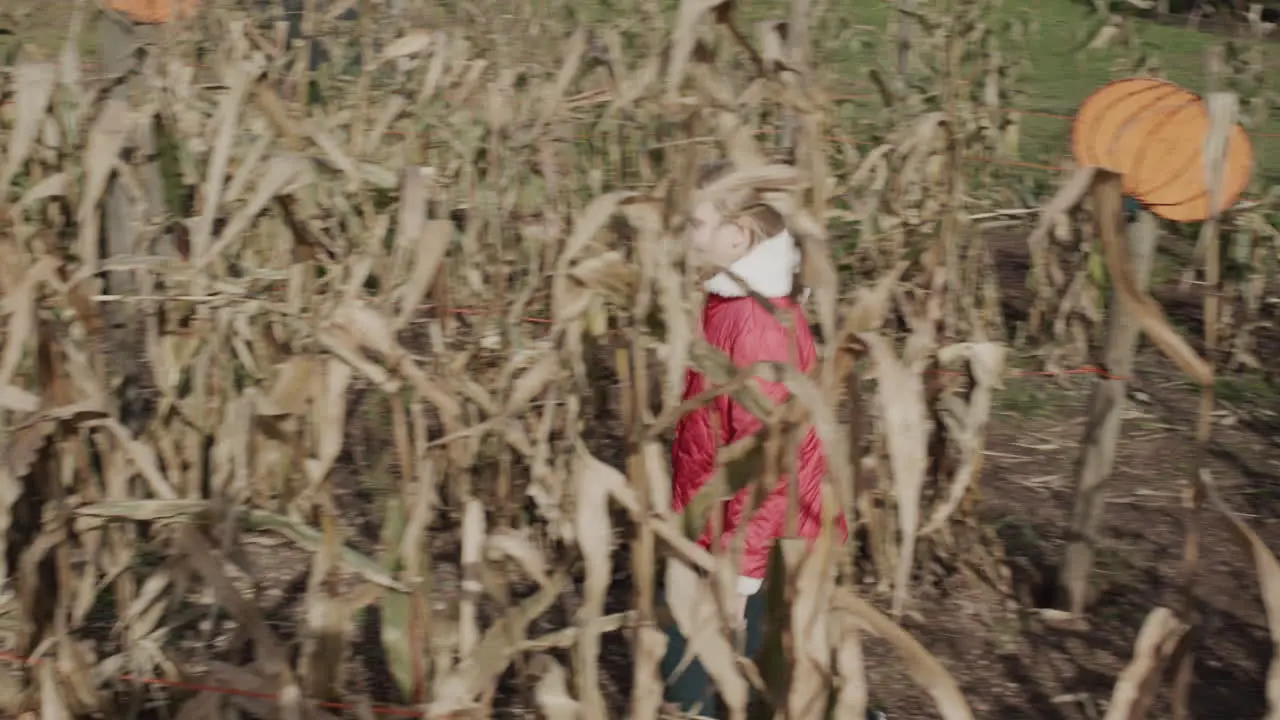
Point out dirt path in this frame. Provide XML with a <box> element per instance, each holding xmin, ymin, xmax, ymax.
<box><xmin>851</xmin><ymin>226</ymin><xmax>1280</xmax><ymax>719</ymax></box>
<box><xmin>857</xmin><ymin>350</ymin><xmax>1280</xmax><ymax>719</ymax></box>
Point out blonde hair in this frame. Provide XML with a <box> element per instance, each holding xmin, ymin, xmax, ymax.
<box><xmin>695</xmin><ymin>160</ymin><xmax>810</xmax><ymax>302</ymax></box>
<box><xmin>694</xmin><ymin>160</ymin><xmax>787</xmax><ymax>246</ymax></box>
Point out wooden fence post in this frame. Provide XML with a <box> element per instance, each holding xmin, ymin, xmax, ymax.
<box><xmin>97</xmin><ymin>7</ymin><xmax>172</xmax><ymax>429</ymax></box>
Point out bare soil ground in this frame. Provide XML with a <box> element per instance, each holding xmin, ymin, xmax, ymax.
<box><xmin>922</xmin><ymin>227</ymin><xmax>1280</xmax><ymax>720</ymax></box>
<box><xmin>875</xmin><ymin>360</ymin><xmax>1280</xmax><ymax>719</ymax></box>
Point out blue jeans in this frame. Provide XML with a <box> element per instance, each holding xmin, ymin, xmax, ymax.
<box><xmin>659</xmin><ymin>589</ymin><xmax>767</xmax><ymax>716</ymax></box>
<box><xmin>658</xmin><ymin>588</ymin><xmax>888</xmax><ymax>719</ymax></box>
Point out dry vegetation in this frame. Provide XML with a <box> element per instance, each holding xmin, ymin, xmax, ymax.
<box><xmin>1</xmin><ymin>0</ymin><xmax>1280</xmax><ymax>719</ymax></box>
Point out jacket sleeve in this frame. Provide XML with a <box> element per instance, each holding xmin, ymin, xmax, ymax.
<box><xmin>718</xmin><ymin>319</ymin><xmax>798</xmax><ymax>582</ymax></box>
<box><xmin>669</xmin><ymin>394</ymin><xmax>726</xmax><ymax>515</ymax></box>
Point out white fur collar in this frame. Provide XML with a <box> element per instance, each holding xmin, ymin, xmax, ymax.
<box><xmin>703</xmin><ymin>229</ymin><xmax>800</xmax><ymax>299</ymax></box>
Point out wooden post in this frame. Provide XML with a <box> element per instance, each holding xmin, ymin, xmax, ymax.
<box><xmin>97</xmin><ymin>9</ymin><xmax>169</xmax><ymax>432</ymax></box>
<box><xmin>1056</xmin><ymin>202</ymin><xmax>1159</xmax><ymax>616</ymax></box>
<box><xmin>897</xmin><ymin>0</ymin><xmax>917</xmax><ymax>78</ymax></box>
<box><xmin>842</xmin><ymin>346</ymin><xmax>864</xmax><ymax>584</ymax></box>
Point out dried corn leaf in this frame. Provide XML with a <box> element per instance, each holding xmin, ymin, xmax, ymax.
<box><xmin>505</xmin><ymin>349</ymin><xmax>561</xmax><ymax>414</ymax></box>
<box><xmin>382</xmin><ymin>31</ymin><xmax>434</xmax><ymax>61</ymax></box>
<box><xmin>393</xmin><ymin>218</ymin><xmax>452</xmax><ymax>330</ymax></box>
<box><xmin>553</xmin><ymin>191</ymin><xmax>635</xmax><ymax>317</ymax></box>
<box><xmin>921</xmin><ymin>341</ymin><xmax>1006</xmax><ymax>536</ymax></box>
<box><xmin>5</xmin><ymin>401</ymin><xmax>106</xmax><ymax>482</ymax></box>
<box><xmin>486</xmin><ymin>528</ymin><xmax>550</xmax><ymax>586</ymax></box>
<box><xmin>430</xmin><ymin>574</ymin><xmax>568</xmax><ymax>716</ymax></box>
<box><xmin>177</xmin><ymin>527</ymin><xmax>291</xmax><ymax>675</ymax></box>
<box><xmin>37</xmin><ymin>661</ymin><xmax>70</xmax><ymax>720</ymax></box>
<box><xmin>260</xmin><ymin>357</ymin><xmax>321</xmax><ymax>417</ymax></box>
<box><xmin>1103</xmin><ymin>607</ymin><xmax>1188</xmax><ymax>720</ymax></box>
<box><xmin>459</xmin><ymin>498</ymin><xmax>485</xmax><ymax>658</ymax></box>
<box><xmin>1093</xmin><ymin>172</ymin><xmax>1212</xmax><ymax>385</ymax></box>
<box><xmin>832</xmin><ymin>612</ymin><xmax>869</xmax><ymax>719</ymax></box>
<box><xmin>858</xmin><ymin>332</ymin><xmax>932</xmax><ymax>616</ymax></box>
<box><xmin>787</xmin><ymin>487</ymin><xmax>840</xmax><ymax>720</ymax></box>
<box><xmin>74</xmin><ymin>501</ymin><xmax>407</xmax><ymax>591</ymax></box>
<box><xmin>663</xmin><ymin>559</ymin><xmax>749</xmax><ymax>719</ymax></box>
<box><xmin>630</xmin><ymin>624</ymin><xmax>668</xmax><ymax>720</ymax></box>
<box><xmin>0</xmin><ymin>63</ymin><xmax>57</xmax><ymax>203</ymax></box>
<box><xmin>1199</xmin><ymin>470</ymin><xmax>1280</xmax><ymax>718</ymax></box>
<box><xmin>11</xmin><ymin>172</ymin><xmax>69</xmax><ymax>215</ymax></box>
<box><xmin>0</xmin><ymin>255</ymin><xmax>60</xmax><ymax>390</ymax></box>
<box><xmin>198</xmin><ymin>154</ymin><xmax>311</xmax><ymax>267</ymax></box>
<box><xmin>832</xmin><ymin>587</ymin><xmax>974</xmax><ymax>719</ymax></box>
<box><xmin>532</xmin><ymin>655</ymin><xmax>581</xmax><ymax>720</ymax></box>
<box><xmin>666</xmin><ymin>0</ymin><xmax>731</xmax><ymax>96</ymax></box>
<box><xmin>572</xmin><ymin>447</ymin><xmax>614</xmax><ymax>716</ymax></box>
<box><xmin>0</xmin><ymin>386</ymin><xmax>39</xmax><ymax>413</ymax></box>
<box><xmin>838</xmin><ymin>261</ymin><xmax>909</xmax><ymax>338</ymax></box>
<box><xmin>308</xmin><ymin>358</ymin><xmax>352</xmax><ymax>484</ymax></box>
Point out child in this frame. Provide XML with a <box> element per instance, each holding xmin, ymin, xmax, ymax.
<box><xmin>660</xmin><ymin>160</ymin><xmax>854</xmax><ymax>717</ymax></box>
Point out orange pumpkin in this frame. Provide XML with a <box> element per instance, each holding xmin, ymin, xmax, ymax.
<box><xmin>1071</xmin><ymin>77</ymin><xmax>1254</xmax><ymax>223</ymax></box>
<box><xmin>107</xmin><ymin>0</ymin><xmax>200</xmax><ymax>25</ymax></box>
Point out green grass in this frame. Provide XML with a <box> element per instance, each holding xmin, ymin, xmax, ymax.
<box><xmin>656</xmin><ymin>0</ymin><xmax>1276</xmax><ymax>187</ymax></box>
<box><xmin>993</xmin><ymin>374</ymin><xmax>1076</xmax><ymax>419</ymax></box>
<box><xmin>815</xmin><ymin>0</ymin><xmax>1278</xmax><ymax>186</ymax></box>
<box><xmin>1216</xmin><ymin>374</ymin><xmax>1280</xmax><ymax>407</ymax></box>
<box><xmin>8</xmin><ymin>0</ymin><xmax>1277</xmax><ymax>184</ymax></box>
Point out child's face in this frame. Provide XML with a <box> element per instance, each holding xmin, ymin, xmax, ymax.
<box><xmin>688</xmin><ymin>200</ymin><xmax>751</xmax><ymax>270</ymax></box>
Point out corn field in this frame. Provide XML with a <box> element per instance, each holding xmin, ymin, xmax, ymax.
<box><xmin>1</xmin><ymin>0</ymin><xmax>1279</xmax><ymax>718</ymax></box>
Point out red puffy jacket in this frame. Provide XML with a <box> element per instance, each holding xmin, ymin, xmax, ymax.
<box><xmin>670</xmin><ymin>232</ymin><xmax>848</xmax><ymax>593</ymax></box>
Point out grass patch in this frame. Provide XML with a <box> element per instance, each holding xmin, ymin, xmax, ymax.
<box><xmin>769</xmin><ymin>0</ymin><xmax>1274</xmax><ymax>183</ymax></box>
<box><xmin>825</xmin><ymin>0</ymin><xmax>1277</xmax><ymax>181</ymax></box>
<box><xmin>1216</xmin><ymin>373</ymin><xmax>1280</xmax><ymax>407</ymax></box>
<box><xmin>9</xmin><ymin>0</ymin><xmax>1276</xmax><ymax>181</ymax></box>
<box><xmin>993</xmin><ymin>375</ymin><xmax>1074</xmax><ymax>418</ymax></box>
<box><xmin>991</xmin><ymin>352</ymin><xmax>1086</xmax><ymax>418</ymax></box>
